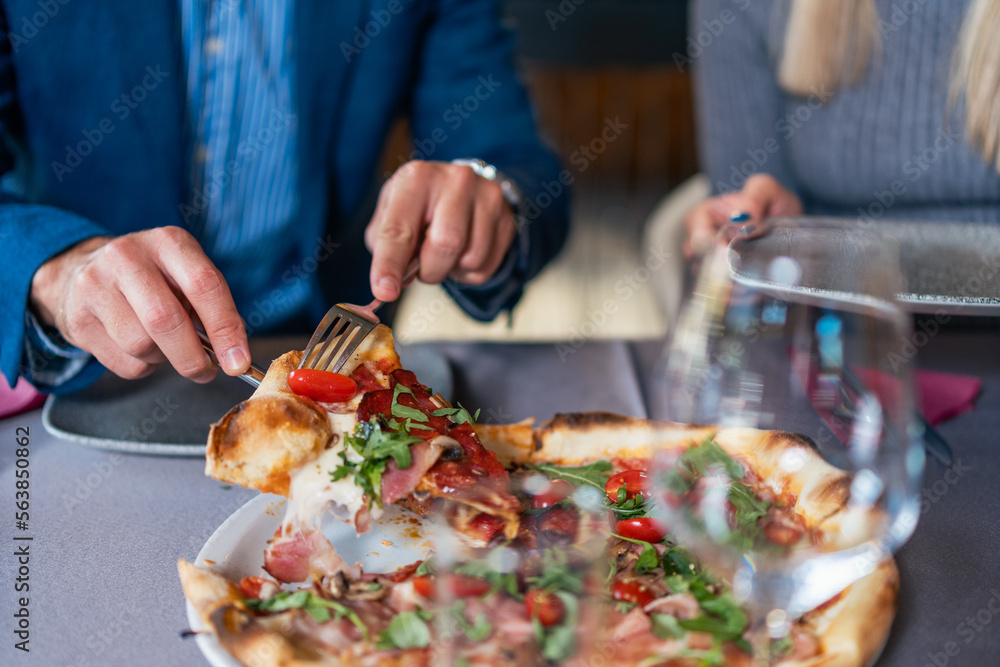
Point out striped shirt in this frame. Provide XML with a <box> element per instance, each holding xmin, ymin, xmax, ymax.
<box><xmin>24</xmin><ymin>0</ymin><xmax>306</xmax><ymax>388</ymax></box>
<box><xmin>179</xmin><ymin>0</ymin><xmax>307</xmax><ymax>329</ymax></box>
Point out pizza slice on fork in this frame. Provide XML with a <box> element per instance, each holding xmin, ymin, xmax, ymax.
<box><xmin>205</xmin><ymin>324</ymin><xmax>520</xmax><ymax>584</ymax></box>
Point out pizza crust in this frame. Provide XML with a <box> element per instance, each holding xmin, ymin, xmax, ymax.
<box><xmin>206</xmin><ymin>351</ymin><xmax>333</xmax><ymax>497</ymax></box>
<box><xmin>179</xmin><ymin>560</ymin><xmax>323</xmax><ymax>667</ymax></box>
<box><xmin>205</xmin><ymin>326</ymin><xmax>401</xmax><ymax>497</ymax></box>
<box><xmin>532</xmin><ymin>412</ymin><xmax>716</xmax><ymax>465</ymax></box>
<box><xmin>789</xmin><ymin>559</ymin><xmax>899</xmax><ymax>667</ymax></box>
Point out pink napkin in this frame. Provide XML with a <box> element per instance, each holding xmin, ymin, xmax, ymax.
<box><xmin>0</xmin><ymin>377</ymin><xmax>46</xmax><ymax>420</ymax></box>
<box><xmin>916</xmin><ymin>370</ymin><xmax>981</xmax><ymax>426</ymax></box>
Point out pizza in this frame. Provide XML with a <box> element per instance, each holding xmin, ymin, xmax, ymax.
<box><xmin>204</xmin><ymin>325</ymin><xmax>521</xmax><ymax>583</ymax></box>
<box><xmin>180</xmin><ymin>328</ymin><xmax>899</xmax><ymax>666</ymax></box>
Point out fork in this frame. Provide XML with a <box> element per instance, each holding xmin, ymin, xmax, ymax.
<box><xmin>831</xmin><ymin>365</ymin><xmax>953</xmax><ymax>468</ymax></box>
<box><xmin>298</xmin><ymin>259</ymin><xmax>421</xmax><ymax>374</ymax></box>
<box><xmin>196</xmin><ymin>329</ymin><xmax>267</xmax><ymax>388</ymax></box>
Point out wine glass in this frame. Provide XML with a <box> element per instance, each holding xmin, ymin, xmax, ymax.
<box><xmin>651</xmin><ymin>218</ymin><xmax>924</xmax><ymax>665</ymax></box>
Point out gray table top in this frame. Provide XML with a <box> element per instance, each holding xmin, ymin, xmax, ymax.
<box><xmin>1</xmin><ymin>333</ymin><xmax>997</xmax><ymax>666</ymax></box>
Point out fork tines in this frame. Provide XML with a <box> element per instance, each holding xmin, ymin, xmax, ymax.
<box><xmin>299</xmin><ymin>307</ymin><xmax>378</xmax><ymax>374</ymax></box>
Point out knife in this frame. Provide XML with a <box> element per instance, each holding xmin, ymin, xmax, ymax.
<box><xmin>840</xmin><ymin>365</ymin><xmax>953</xmax><ymax>468</ymax></box>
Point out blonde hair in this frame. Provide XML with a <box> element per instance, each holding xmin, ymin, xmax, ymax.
<box><xmin>778</xmin><ymin>0</ymin><xmax>1000</xmax><ymax>173</ymax></box>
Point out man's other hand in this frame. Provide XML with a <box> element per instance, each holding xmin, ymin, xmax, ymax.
<box><xmin>365</xmin><ymin>160</ymin><xmax>518</xmax><ymax>302</ymax></box>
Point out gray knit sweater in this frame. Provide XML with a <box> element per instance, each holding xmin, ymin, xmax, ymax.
<box><xmin>692</xmin><ymin>0</ymin><xmax>1000</xmax><ymax>223</ymax></box>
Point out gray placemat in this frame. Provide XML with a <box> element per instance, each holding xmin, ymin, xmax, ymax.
<box><xmin>42</xmin><ymin>338</ymin><xmax>452</xmax><ymax>456</ymax></box>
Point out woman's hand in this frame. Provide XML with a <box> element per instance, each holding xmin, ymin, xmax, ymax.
<box><xmin>29</xmin><ymin>227</ymin><xmax>251</xmax><ymax>383</ymax></box>
<box><xmin>683</xmin><ymin>174</ymin><xmax>803</xmax><ymax>259</ymax></box>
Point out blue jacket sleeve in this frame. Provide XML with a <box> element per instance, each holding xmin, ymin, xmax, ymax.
<box><xmin>407</xmin><ymin>0</ymin><xmax>570</xmax><ymax>321</ymax></box>
<box><xmin>0</xmin><ymin>205</ymin><xmax>108</xmax><ymax>392</ymax></box>
<box><xmin>0</xmin><ymin>10</ymin><xmax>107</xmax><ymax>391</ymax></box>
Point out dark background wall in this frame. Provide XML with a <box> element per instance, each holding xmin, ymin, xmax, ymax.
<box><xmin>382</xmin><ymin>0</ymin><xmax>698</xmax><ymax>200</ymax></box>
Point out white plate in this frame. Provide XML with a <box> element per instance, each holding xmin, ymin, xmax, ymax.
<box><xmin>186</xmin><ymin>494</ymin><xmax>433</xmax><ymax>667</ymax></box>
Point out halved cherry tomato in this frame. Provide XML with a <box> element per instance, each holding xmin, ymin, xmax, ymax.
<box><xmin>237</xmin><ymin>576</ymin><xmax>273</xmax><ymax>600</ymax></box>
<box><xmin>287</xmin><ymin>368</ymin><xmax>357</xmax><ymax>403</ymax></box>
<box><xmin>610</xmin><ymin>579</ymin><xmax>655</xmax><ymax>608</ymax></box>
<box><xmin>531</xmin><ymin>479</ymin><xmax>574</xmax><ymax>510</ymax></box>
<box><xmin>615</xmin><ymin>517</ymin><xmax>666</xmax><ymax>543</ymax></box>
<box><xmin>412</xmin><ymin>574</ymin><xmax>435</xmax><ymax>599</ymax></box>
<box><xmin>410</xmin><ymin>573</ymin><xmax>491</xmax><ymax>599</ymax></box>
<box><xmin>605</xmin><ymin>470</ymin><xmax>649</xmax><ymax>504</ymax></box>
<box><xmin>449</xmin><ymin>574</ymin><xmax>492</xmax><ymax>598</ymax></box>
<box><xmin>525</xmin><ymin>589</ymin><xmax>565</xmax><ymax>627</ymax></box>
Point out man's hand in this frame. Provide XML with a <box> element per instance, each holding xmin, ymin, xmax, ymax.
<box><xmin>683</xmin><ymin>174</ymin><xmax>803</xmax><ymax>259</ymax></box>
<box><xmin>365</xmin><ymin>160</ymin><xmax>518</xmax><ymax>301</ymax></box>
<box><xmin>29</xmin><ymin>227</ymin><xmax>251</xmax><ymax>383</ymax></box>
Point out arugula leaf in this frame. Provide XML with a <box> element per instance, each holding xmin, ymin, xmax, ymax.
<box><xmin>651</xmin><ymin>613</ymin><xmax>686</xmax><ymax>640</ymax></box>
<box><xmin>524</xmin><ymin>460</ymin><xmax>612</xmax><ymax>491</ymax></box>
<box><xmin>454</xmin><ymin>556</ymin><xmax>520</xmax><ymax>598</ymax></box>
<box><xmin>634</xmin><ymin>544</ymin><xmax>660</xmax><ymax>573</ymax></box>
<box><xmin>390</xmin><ymin>384</ymin><xmax>429</xmax><ymax>423</ymax></box>
<box><xmin>392</xmin><ymin>403</ymin><xmax>428</xmax><ymax>423</ymax></box>
<box><xmin>415</xmin><ymin>560</ymin><xmax>434</xmax><ymax>576</ymax></box>
<box><xmin>403</xmin><ymin>418</ymin><xmax>434</xmax><ymax>432</ymax></box>
<box><xmin>393</xmin><ymin>384</ymin><xmax>415</xmax><ymax>399</ymax></box>
<box><xmin>429</xmin><ymin>403</ymin><xmax>478</xmax><ymax>425</ymax></box>
<box><xmin>662</xmin><ymin>547</ymin><xmax>697</xmax><ymax>577</ymax></box>
<box><xmin>525</xmin><ymin>548</ymin><xmax>584</xmax><ymax>595</ymax></box>
<box><xmin>376</xmin><ymin>611</ymin><xmax>431</xmax><ymax>650</ymax></box>
<box><xmin>678</xmin><ymin>594</ymin><xmax>748</xmax><ymax>640</ymax></box>
<box><xmin>245</xmin><ymin>591</ymin><xmax>369</xmax><ymax>639</ymax></box>
<box><xmin>537</xmin><ymin>591</ymin><xmax>579</xmax><ymax>662</ymax></box>
<box><xmin>770</xmin><ymin>634</ymin><xmax>793</xmax><ymax>659</ymax></box>
<box><xmin>611</xmin><ymin>533</ymin><xmax>659</xmax><ymax>574</ymax></box>
<box><xmin>330</xmin><ymin>418</ymin><xmax>423</xmax><ymax>507</ymax></box>
<box><xmin>247</xmin><ymin>589</ymin><xmax>310</xmax><ymax>612</ymax></box>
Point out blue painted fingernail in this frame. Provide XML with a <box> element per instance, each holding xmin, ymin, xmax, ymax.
<box><xmin>730</xmin><ymin>211</ymin><xmax>752</xmax><ymax>223</ymax></box>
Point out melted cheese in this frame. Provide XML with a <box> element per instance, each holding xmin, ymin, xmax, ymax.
<box><xmin>282</xmin><ymin>440</ymin><xmax>383</xmax><ymax>533</ymax></box>
<box><xmin>282</xmin><ymin>354</ymin><xmax>394</xmax><ymax>533</ymax></box>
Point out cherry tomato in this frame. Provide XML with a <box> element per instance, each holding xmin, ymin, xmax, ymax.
<box><xmin>237</xmin><ymin>576</ymin><xmax>272</xmax><ymax>600</ymax></box>
<box><xmin>605</xmin><ymin>470</ymin><xmax>649</xmax><ymax>504</ymax></box>
<box><xmin>531</xmin><ymin>479</ymin><xmax>574</xmax><ymax>510</ymax></box>
<box><xmin>449</xmin><ymin>574</ymin><xmax>492</xmax><ymax>598</ymax></box>
<box><xmin>610</xmin><ymin>579</ymin><xmax>656</xmax><ymax>608</ymax></box>
<box><xmin>615</xmin><ymin>517</ymin><xmax>666</xmax><ymax>543</ymax></box>
<box><xmin>465</xmin><ymin>512</ymin><xmax>506</xmax><ymax>544</ymax></box>
<box><xmin>525</xmin><ymin>589</ymin><xmax>565</xmax><ymax>627</ymax></box>
<box><xmin>412</xmin><ymin>575</ymin><xmax>435</xmax><ymax>599</ymax></box>
<box><xmin>411</xmin><ymin>573</ymin><xmax>491</xmax><ymax>598</ymax></box>
<box><xmin>287</xmin><ymin>368</ymin><xmax>357</xmax><ymax>403</ymax></box>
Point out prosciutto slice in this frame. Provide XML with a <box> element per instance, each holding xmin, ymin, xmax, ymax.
<box><xmin>380</xmin><ymin>439</ymin><xmax>445</xmax><ymax>506</ymax></box>
<box><xmin>264</xmin><ymin>529</ymin><xmax>357</xmax><ymax>583</ymax></box>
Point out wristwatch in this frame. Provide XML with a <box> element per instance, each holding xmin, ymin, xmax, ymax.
<box><xmin>451</xmin><ymin>158</ymin><xmax>524</xmax><ymax>217</ymax></box>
